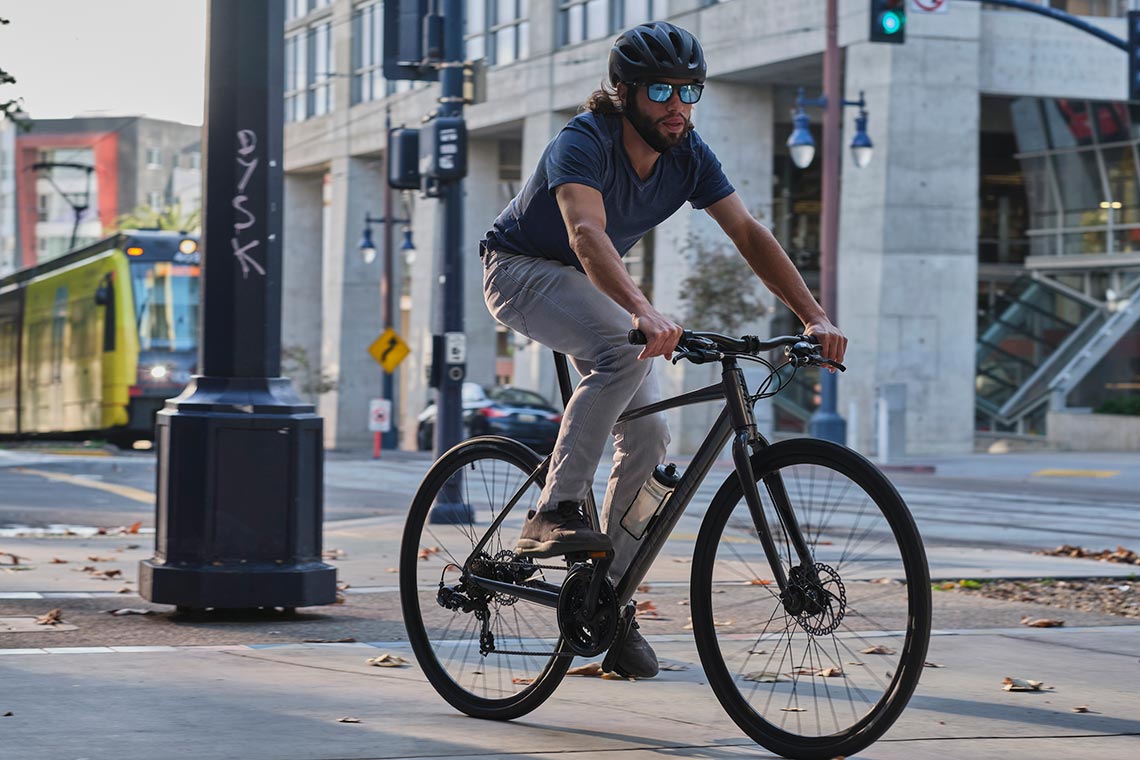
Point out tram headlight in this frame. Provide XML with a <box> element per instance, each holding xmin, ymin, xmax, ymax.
<box><xmin>149</xmin><ymin>365</ymin><xmax>169</xmax><ymax>380</ymax></box>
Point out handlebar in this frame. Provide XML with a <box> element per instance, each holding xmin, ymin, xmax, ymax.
<box><xmin>628</xmin><ymin>328</ymin><xmax>846</xmax><ymax>372</ymax></box>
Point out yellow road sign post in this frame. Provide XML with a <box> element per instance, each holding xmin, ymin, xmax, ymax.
<box><xmin>368</xmin><ymin>328</ymin><xmax>410</xmax><ymax>373</ymax></box>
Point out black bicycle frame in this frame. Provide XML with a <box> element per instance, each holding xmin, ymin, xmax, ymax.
<box><xmin>466</xmin><ymin>350</ymin><xmax>817</xmax><ymax>608</ymax></box>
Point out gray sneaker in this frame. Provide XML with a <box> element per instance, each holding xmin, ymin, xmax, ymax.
<box><xmin>515</xmin><ymin>501</ymin><xmax>612</xmax><ymax>558</ymax></box>
<box><xmin>614</xmin><ymin>625</ymin><xmax>658</xmax><ymax>679</ymax></box>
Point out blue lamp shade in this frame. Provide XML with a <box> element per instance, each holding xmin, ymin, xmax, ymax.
<box><xmin>400</xmin><ymin>227</ymin><xmax>416</xmax><ymax>251</ymax></box>
<box><xmin>359</xmin><ymin>225</ymin><xmax>377</xmax><ymax>264</ymax></box>
<box><xmin>850</xmin><ymin>112</ymin><xmax>873</xmax><ymax>169</ymax></box>
<box><xmin>786</xmin><ymin>109</ymin><xmax>816</xmax><ymax>169</ymax></box>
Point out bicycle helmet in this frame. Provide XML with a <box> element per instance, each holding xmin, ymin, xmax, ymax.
<box><xmin>608</xmin><ymin>21</ymin><xmax>706</xmax><ymax>85</ymax></box>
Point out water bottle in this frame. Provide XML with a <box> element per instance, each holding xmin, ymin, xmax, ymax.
<box><xmin>620</xmin><ymin>463</ymin><xmax>681</xmax><ymax>540</ymax></box>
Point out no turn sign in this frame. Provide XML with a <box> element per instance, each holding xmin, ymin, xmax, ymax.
<box><xmin>369</xmin><ymin>398</ymin><xmax>392</xmax><ymax>433</ymax></box>
<box><xmin>910</xmin><ymin>0</ymin><xmax>949</xmax><ymax>12</ymax></box>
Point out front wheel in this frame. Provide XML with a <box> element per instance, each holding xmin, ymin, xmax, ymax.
<box><xmin>400</xmin><ymin>437</ymin><xmax>572</xmax><ymax>720</ymax></box>
<box><xmin>691</xmin><ymin>439</ymin><xmax>931</xmax><ymax>760</ymax></box>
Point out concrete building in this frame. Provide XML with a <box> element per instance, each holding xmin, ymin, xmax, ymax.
<box><xmin>0</xmin><ymin>115</ymin><xmax>201</xmax><ymax>275</ymax></box>
<box><xmin>282</xmin><ymin>0</ymin><xmax>1140</xmax><ymax>456</ymax></box>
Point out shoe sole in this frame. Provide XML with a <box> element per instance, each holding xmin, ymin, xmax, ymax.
<box><xmin>515</xmin><ymin>538</ymin><xmax>612</xmax><ymax>559</ymax></box>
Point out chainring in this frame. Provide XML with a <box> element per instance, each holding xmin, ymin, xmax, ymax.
<box><xmin>556</xmin><ymin>564</ymin><xmax>619</xmax><ymax>657</ymax></box>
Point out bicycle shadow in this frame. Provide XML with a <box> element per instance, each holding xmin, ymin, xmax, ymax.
<box><xmin>909</xmin><ymin>694</ymin><xmax>1140</xmax><ymax>735</ymax></box>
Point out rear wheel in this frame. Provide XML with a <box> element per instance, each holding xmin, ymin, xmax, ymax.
<box><xmin>400</xmin><ymin>437</ymin><xmax>571</xmax><ymax>720</ymax></box>
<box><xmin>691</xmin><ymin>439</ymin><xmax>930</xmax><ymax>760</ymax></box>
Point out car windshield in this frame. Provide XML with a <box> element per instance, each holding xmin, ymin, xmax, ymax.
<box><xmin>488</xmin><ymin>387</ymin><xmax>552</xmax><ymax>409</ymax></box>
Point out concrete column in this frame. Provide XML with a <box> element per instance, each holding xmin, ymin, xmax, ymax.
<box><xmin>319</xmin><ymin>155</ymin><xmax>384</xmax><ymax>449</ymax></box>
<box><xmin>462</xmin><ymin>138</ymin><xmax>502</xmax><ymax>388</ymax></box>
<box><xmin>282</xmin><ymin>172</ymin><xmax>325</xmax><ymax>405</ymax></box>
<box><xmin>399</xmin><ymin>191</ymin><xmax>439</xmax><ymax>448</ymax></box>
<box><xmin>655</xmin><ymin>83</ymin><xmax>777</xmax><ymax>453</ymax></box>
<box><xmin>838</xmin><ymin>10</ymin><xmax>981</xmax><ymax>455</ymax></box>
<box><xmin>508</xmin><ymin>111</ymin><xmax>568</xmax><ymax>405</ymax></box>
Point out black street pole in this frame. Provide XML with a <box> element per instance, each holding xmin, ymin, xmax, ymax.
<box><xmin>807</xmin><ymin>0</ymin><xmax>846</xmax><ymax>445</ymax></box>
<box><xmin>381</xmin><ymin>105</ymin><xmax>398</xmax><ymax>450</ymax></box>
<box><xmin>139</xmin><ymin>0</ymin><xmax>336</xmax><ymax>611</ymax></box>
<box><xmin>429</xmin><ymin>0</ymin><xmax>471</xmax><ymax>523</ymax></box>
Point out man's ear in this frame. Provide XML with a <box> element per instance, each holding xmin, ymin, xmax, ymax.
<box><xmin>616</xmin><ymin>82</ymin><xmax>629</xmax><ymax>109</ymax></box>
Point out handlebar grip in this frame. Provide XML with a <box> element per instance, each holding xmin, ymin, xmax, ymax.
<box><xmin>628</xmin><ymin>329</ymin><xmax>647</xmax><ymax>345</ymax></box>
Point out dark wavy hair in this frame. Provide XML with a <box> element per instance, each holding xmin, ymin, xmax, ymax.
<box><xmin>582</xmin><ymin>81</ymin><xmax>623</xmax><ymax>114</ymax></box>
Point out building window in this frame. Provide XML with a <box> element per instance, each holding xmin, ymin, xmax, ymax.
<box><xmin>188</xmin><ymin>152</ymin><xmax>201</xmax><ymax>170</ymax></box>
<box><xmin>288</xmin><ymin>0</ymin><xmax>332</xmax><ymax>21</ymax></box>
<box><xmin>286</xmin><ymin>20</ymin><xmax>334</xmax><ymax>122</ymax></box>
<box><xmin>146</xmin><ymin>147</ymin><xmax>162</xmax><ymax>168</ymax></box>
<box><xmin>467</xmin><ymin>0</ymin><xmax>530</xmax><ymax>66</ymax></box>
<box><xmin>147</xmin><ymin>191</ymin><xmax>164</xmax><ymax>210</ymax></box>
<box><xmin>37</xmin><ymin>194</ymin><xmax>50</xmax><ymax>222</ymax></box>
<box><xmin>352</xmin><ymin>1</ymin><xmax>385</xmax><ymax>105</ymax></box>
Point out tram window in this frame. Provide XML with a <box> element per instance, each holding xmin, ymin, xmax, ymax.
<box><xmin>131</xmin><ymin>262</ymin><xmax>200</xmax><ymax>351</ymax></box>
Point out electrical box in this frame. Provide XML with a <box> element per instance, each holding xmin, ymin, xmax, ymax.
<box><xmin>388</xmin><ymin>128</ymin><xmax>420</xmax><ymax>190</ymax></box>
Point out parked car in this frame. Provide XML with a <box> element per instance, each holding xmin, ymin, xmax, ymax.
<box><xmin>416</xmin><ymin>382</ymin><xmax>562</xmax><ymax>454</ymax></box>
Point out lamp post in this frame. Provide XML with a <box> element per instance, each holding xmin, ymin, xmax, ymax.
<box><xmin>785</xmin><ymin>0</ymin><xmax>874</xmax><ymax>445</ymax></box>
<box><xmin>358</xmin><ymin>211</ymin><xmax>414</xmax><ymax>453</ymax></box>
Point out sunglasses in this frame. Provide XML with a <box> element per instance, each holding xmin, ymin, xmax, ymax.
<box><xmin>641</xmin><ymin>81</ymin><xmax>704</xmax><ymax>105</ymax></box>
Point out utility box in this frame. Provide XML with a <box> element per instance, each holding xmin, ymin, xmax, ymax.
<box><xmin>419</xmin><ymin>116</ymin><xmax>467</xmax><ymax>181</ymax></box>
<box><xmin>388</xmin><ymin>128</ymin><xmax>420</xmax><ymax>190</ymax></box>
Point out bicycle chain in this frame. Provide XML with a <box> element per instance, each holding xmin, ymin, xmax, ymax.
<box><xmin>475</xmin><ymin>559</ymin><xmax>581</xmax><ymax>658</ymax></box>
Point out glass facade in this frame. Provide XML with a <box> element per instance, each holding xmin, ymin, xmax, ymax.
<box><xmin>286</xmin><ymin>18</ymin><xmax>334</xmax><ymax>122</ymax></box>
<box><xmin>1010</xmin><ymin>97</ymin><xmax>1140</xmax><ymax>260</ymax></box>
<box><xmin>466</xmin><ymin>0</ymin><xmax>530</xmax><ymax>66</ymax></box>
<box><xmin>557</xmin><ymin>0</ymin><xmax>666</xmax><ymax>47</ymax></box>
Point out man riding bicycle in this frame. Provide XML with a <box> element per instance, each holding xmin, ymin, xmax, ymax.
<box><xmin>480</xmin><ymin>21</ymin><xmax>846</xmax><ymax>679</ymax></box>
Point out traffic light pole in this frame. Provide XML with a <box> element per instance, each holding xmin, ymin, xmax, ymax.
<box><xmin>139</xmin><ymin>0</ymin><xmax>335</xmax><ymax>611</ymax></box>
<box><xmin>428</xmin><ymin>0</ymin><xmax>472</xmax><ymax>524</ymax></box>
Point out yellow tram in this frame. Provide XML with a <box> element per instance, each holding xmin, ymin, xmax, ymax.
<box><xmin>0</xmin><ymin>231</ymin><xmax>200</xmax><ymax>444</ymax></box>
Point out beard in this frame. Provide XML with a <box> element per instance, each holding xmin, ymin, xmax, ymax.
<box><xmin>624</xmin><ymin>93</ymin><xmax>691</xmax><ymax>154</ymax></box>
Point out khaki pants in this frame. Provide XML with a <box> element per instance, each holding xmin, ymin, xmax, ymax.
<box><xmin>482</xmin><ymin>249</ymin><xmax>669</xmax><ymax>577</ymax></box>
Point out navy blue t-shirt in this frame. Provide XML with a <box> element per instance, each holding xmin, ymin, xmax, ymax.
<box><xmin>483</xmin><ymin>111</ymin><xmax>734</xmax><ymax>270</ymax></box>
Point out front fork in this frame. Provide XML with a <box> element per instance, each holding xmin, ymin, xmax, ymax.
<box><xmin>725</xmin><ymin>367</ymin><xmax>815</xmax><ymax>597</ymax></box>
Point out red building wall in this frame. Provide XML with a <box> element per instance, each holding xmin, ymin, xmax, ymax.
<box><xmin>15</xmin><ymin>131</ymin><xmax>120</xmax><ymax>268</ymax></box>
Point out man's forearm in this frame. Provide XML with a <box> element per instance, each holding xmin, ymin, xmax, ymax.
<box><xmin>741</xmin><ymin>223</ymin><xmax>828</xmax><ymax>326</ymax></box>
<box><xmin>572</xmin><ymin>226</ymin><xmax>652</xmax><ymax>316</ymax></box>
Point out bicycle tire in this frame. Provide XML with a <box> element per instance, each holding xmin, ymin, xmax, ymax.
<box><xmin>400</xmin><ymin>436</ymin><xmax>573</xmax><ymax>720</ymax></box>
<box><xmin>691</xmin><ymin>438</ymin><xmax>931</xmax><ymax>760</ymax></box>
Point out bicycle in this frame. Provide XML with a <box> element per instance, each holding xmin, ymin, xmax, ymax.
<box><xmin>400</xmin><ymin>329</ymin><xmax>932</xmax><ymax>760</ymax></box>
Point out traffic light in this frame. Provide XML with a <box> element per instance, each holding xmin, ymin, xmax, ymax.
<box><xmin>870</xmin><ymin>0</ymin><xmax>906</xmax><ymax>44</ymax></box>
<box><xmin>1129</xmin><ymin>11</ymin><xmax>1140</xmax><ymax>101</ymax></box>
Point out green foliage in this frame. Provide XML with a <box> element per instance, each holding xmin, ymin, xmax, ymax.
<box><xmin>1094</xmin><ymin>395</ymin><xmax>1140</xmax><ymax>416</ymax></box>
<box><xmin>1</xmin><ymin>16</ymin><xmax>31</xmax><ymax>131</ymax></box>
<box><xmin>115</xmin><ymin>202</ymin><xmax>201</xmax><ymax>234</ymax></box>
<box><xmin>677</xmin><ymin>232</ymin><xmax>768</xmax><ymax>333</ymax></box>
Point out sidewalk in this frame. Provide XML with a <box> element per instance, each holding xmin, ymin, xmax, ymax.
<box><xmin>2</xmin><ymin>446</ymin><xmax>1139</xmax><ymax>758</ymax></box>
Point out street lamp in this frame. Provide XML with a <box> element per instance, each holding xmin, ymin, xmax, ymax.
<box><xmin>786</xmin><ymin>88</ymin><xmax>874</xmax><ymax>170</ymax></box>
<box><xmin>359</xmin><ymin>200</ymin><xmax>414</xmax><ymax>453</ymax></box>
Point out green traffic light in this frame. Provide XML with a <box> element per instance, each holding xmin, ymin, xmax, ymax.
<box><xmin>880</xmin><ymin>11</ymin><xmax>902</xmax><ymax>35</ymax></box>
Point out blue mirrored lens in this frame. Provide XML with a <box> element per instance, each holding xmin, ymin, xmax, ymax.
<box><xmin>646</xmin><ymin>83</ymin><xmax>673</xmax><ymax>102</ymax></box>
<box><xmin>679</xmin><ymin>84</ymin><xmax>702</xmax><ymax>104</ymax></box>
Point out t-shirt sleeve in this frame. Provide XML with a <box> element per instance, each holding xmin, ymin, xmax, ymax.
<box><xmin>545</xmin><ymin>120</ymin><xmax>607</xmax><ymax>195</ymax></box>
<box><xmin>688</xmin><ymin>137</ymin><xmax>735</xmax><ymax>210</ymax></box>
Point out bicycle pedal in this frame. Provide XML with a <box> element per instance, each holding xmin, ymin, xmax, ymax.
<box><xmin>564</xmin><ymin>549</ymin><xmax>614</xmax><ymax>563</ymax></box>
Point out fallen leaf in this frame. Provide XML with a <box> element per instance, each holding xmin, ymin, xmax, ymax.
<box><xmin>91</xmin><ymin>569</ymin><xmax>122</xmax><ymax>579</ymax></box>
<box><xmin>1020</xmin><ymin>616</ymin><xmax>1064</xmax><ymax>628</ymax></box>
<box><xmin>748</xmin><ymin>648</ymin><xmax>768</xmax><ymax>655</ymax></box>
<box><xmin>749</xmin><ymin>578</ymin><xmax>772</xmax><ymax>586</ymax></box>
<box><xmin>87</xmin><ymin>556</ymin><xmax>115</xmax><ymax>562</ymax></box>
<box><xmin>636</xmin><ymin>584</ymin><xmax>651</xmax><ymax>593</ymax></box>
<box><xmin>678</xmin><ymin>599</ymin><xmax>689</xmax><ymax>606</ymax></box>
<box><xmin>511</xmin><ymin>677</ymin><xmax>534</xmax><ymax>684</ymax></box>
<box><xmin>846</xmin><ymin>661</ymin><xmax>865</xmax><ymax>666</ymax></box>
<box><xmin>924</xmin><ymin>661</ymin><xmax>944</xmax><ymax>668</ymax></box>
<box><xmin>600</xmin><ymin>671</ymin><xmax>628</xmax><ymax>680</ymax></box>
<box><xmin>417</xmin><ymin>548</ymin><xmax>432</xmax><ymax>560</ymax></box>
<box><xmin>817</xmin><ymin>667</ymin><xmax>843</xmax><ymax>677</ymax></box>
<box><xmin>780</xmin><ymin>706</ymin><xmax>807</xmax><ymax>712</ymax></box>
<box><xmin>743</xmin><ymin>671</ymin><xmax>785</xmax><ymax>683</ymax></box>
<box><xmin>322</xmin><ymin>548</ymin><xmax>347</xmax><ymax>560</ymax></box>
<box><xmin>0</xmin><ymin>551</ymin><xmax>27</xmax><ymax>565</ymax></box>
<box><xmin>861</xmin><ymin>645</ymin><xmax>895</xmax><ymax>655</ymax></box>
<box><xmin>871</xmin><ymin>577</ymin><xmax>901</xmax><ymax>584</ymax></box>
<box><xmin>658</xmin><ymin>662</ymin><xmax>689</xmax><ymax>671</ymax></box>
<box><xmin>714</xmin><ymin>619</ymin><xmax>734</xmax><ymax>627</ymax></box>
<box><xmin>117</xmin><ymin>587</ymin><xmax>132</xmax><ymax>594</ymax></box>
<box><xmin>50</xmin><ymin>558</ymin><xmax>68</xmax><ymax>564</ymax></box>
<box><xmin>788</xmin><ymin>666</ymin><xmax>817</xmax><ymax>676</ymax></box>
<box><xmin>567</xmin><ymin>662</ymin><xmax>605</xmax><ymax>677</ymax></box>
<box><xmin>337</xmin><ymin>717</ymin><xmax>361</xmax><ymax>723</ymax></box>
<box><xmin>35</xmin><ymin>608</ymin><xmax>63</xmax><ymax>626</ymax></box>
<box><xmin>385</xmin><ymin>567</ymin><xmax>399</xmax><ymax>573</ymax></box>
<box><xmin>2</xmin><ymin>711</ymin><xmax>12</xmax><ymax>717</ymax></box>
<box><xmin>671</xmin><ymin>557</ymin><xmax>691</xmax><ymax>564</ymax></box>
<box><xmin>1072</xmin><ymin>705</ymin><xmax>1091</xmax><ymax>713</ymax></box>
<box><xmin>635</xmin><ymin>600</ymin><xmax>658</xmax><ymax>617</ymax></box>
<box><xmin>107</xmin><ymin>608</ymin><xmax>153</xmax><ymax>616</ymax></box>
<box><xmin>366</xmin><ymin>653</ymin><xmax>409</xmax><ymax>667</ymax></box>
<box><xmin>304</xmin><ymin>637</ymin><xmax>356</xmax><ymax>643</ymax></box>
<box><xmin>1002</xmin><ymin>677</ymin><xmax>1044</xmax><ymax>692</ymax></box>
